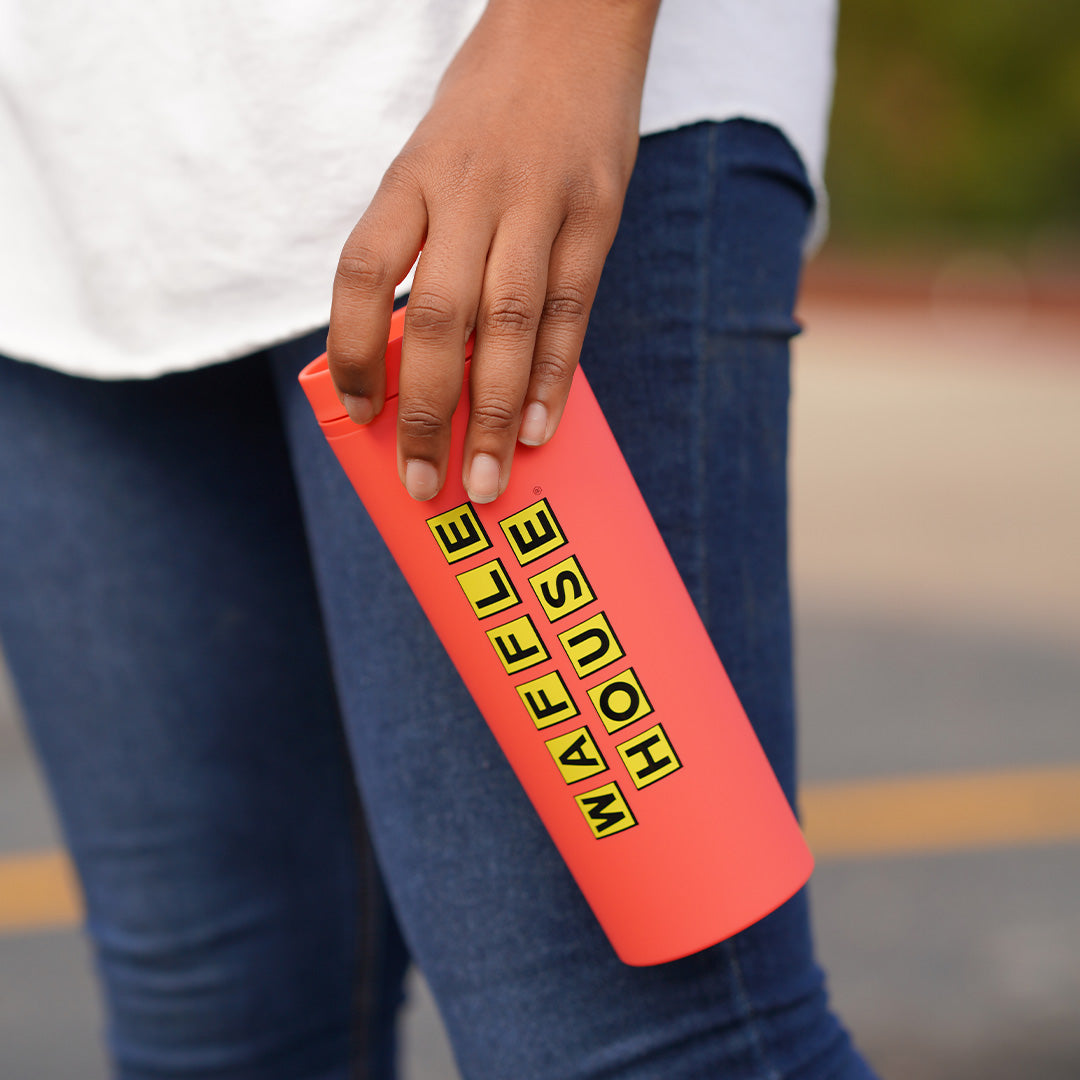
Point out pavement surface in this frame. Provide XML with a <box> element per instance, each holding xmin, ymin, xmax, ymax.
<box><xmin>2</xmin><ymin>266</ymin><xmax>1078</xmax><ymax>1078</ymax></box>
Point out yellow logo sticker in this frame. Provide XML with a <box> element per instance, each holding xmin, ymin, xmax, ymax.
<box><xmin>544</xmin><ymin>726</ymin><xmax>608</xmax><ymax>784</ymax></box>
<box><xmin>498</xmin><ymin>498</ymin><xmax>567</xmax><ymax>566</ymax></box>
<box><xmin>557</xmin><ymin>612</ymin><xmax>625</xmax><ymax>679</ymax></box>
<box><xmin>574</xmin><ymin>781</ymin><xmax>638</xmax><ymax>838</ymax></box>
<box><xmin>515</xmin><ymin>670</ymin><xmax>580</xmax><ymax>730</ymax></box>
<box><xmin>616</xmin><ymin>724</ymin><xmax>682</xmax><ymax>789</ymax></box>
<box><xmin>426</xmin><ymin>503</ymin><xmax>492</xmax><ymax>564</ymax></box>
<box><xmin>455</xmin><ymin>558</ymin><xmax>521</xmax><ymax>620</ymax></box>
<box><xmin>485</xmin><ymin>614</ymin><xmax>550</xmax><ymax>675</ymax></box>
<box><xmin>527</xmin><ymin>555</ymin><xmax>596</xmax><ymax>623</ymax></box>
<box><xmin>586</xmin><ymin>667</ymin><xmax>654</xmax><ymax>734</ymax></box>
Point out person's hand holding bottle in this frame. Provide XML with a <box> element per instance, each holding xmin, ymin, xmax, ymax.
<box><xmin>328</xmin><ymin>0</ymin><xmax>661</xmax><ymax>504</ymax></box>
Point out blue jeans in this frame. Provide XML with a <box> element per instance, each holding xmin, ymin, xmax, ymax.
<box><xmin>0</xmin><ymin>121</ymin><xmax>877</xmax><ymax>1080</ymax></box>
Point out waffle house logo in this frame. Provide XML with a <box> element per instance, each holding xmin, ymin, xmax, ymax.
<box><xmin>428</xmin><ymin>497</ymin><xmax>683</xmax><ymax>839</ymax></box>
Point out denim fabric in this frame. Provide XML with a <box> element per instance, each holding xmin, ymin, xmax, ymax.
<box><xmin>0</xmin><ymin>121</ymin><xmax>878</xmax><ymax>1079</ymax></box>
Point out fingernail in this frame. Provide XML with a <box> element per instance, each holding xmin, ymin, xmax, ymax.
<box><xmin>343</xmin><ymin>393</ymin><xmax>375</xmax><ymax>425</ymax></box>
<box><xmin>465</xmin><ymin>453</ymin><xmax>501</xmax><ymax>504</ymax></box>
<box><xmin>404</xmin><ymin>459</ymin><xmax>440</xmax><ymax>501</ymax></box>
<box><xmin>518</xmin><ymin>402</ymin><xmax>548</xmax><ymax>446</ymax></box>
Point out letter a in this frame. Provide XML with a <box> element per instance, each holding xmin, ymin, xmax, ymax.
<box><xmin>559</xmin><ymin>734</ymin><xmax>600</xmax><ymax>770</ymax></box>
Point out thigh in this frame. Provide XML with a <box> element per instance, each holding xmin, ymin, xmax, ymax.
<box><xmin>273</xmin><ymin>121</ymin><xmax>875</xmax><ymax>1080</ymax></box>
<box><xmin>0</xmin><ymin>354</ymin><xmax>404</xmax><ymax>1080</ymax></box>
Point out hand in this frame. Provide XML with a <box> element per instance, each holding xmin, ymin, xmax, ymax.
<box><xmin>327</xmin><ymin>0</ymin><xmax>660</xmax><ymax>502</ymax></box>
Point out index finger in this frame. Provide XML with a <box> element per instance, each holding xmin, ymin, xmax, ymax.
<box><xmin>327</xmin><ymin>166</ymin><xmax>427</xmax><ymax>425</ymax></box>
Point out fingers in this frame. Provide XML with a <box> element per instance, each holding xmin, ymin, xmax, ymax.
<box><xmin>328</xmin><ymin>163</ymin><xmax>427</xmax><ymax>425</ymax></box>
<box><xmin>396</xmin><ymin>215</ymin><xmax>491</xmax><ymax>500</ymax></box>
<box><xmin>336</xmin><ymin>152</ymin><xmax>621</xmax><ymax>505</ymax></box>
<box><xmin>401</xmin><ymin>205</ymin><xmax>612</xmax><ymax>505</ymax></box>
<box><xmin>518</xmin><ymin>219</ymin><xmax>610</xmax><ymax>449</ymax></box>
<box><xmin>460</xmin><ymin>226</ymin><xmax>553</xmax><ymax>503</ymax></box>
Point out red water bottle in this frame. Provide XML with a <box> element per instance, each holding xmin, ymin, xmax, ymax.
<box><xmin>299</xmin><ymin>307</ymin><xmax>812</xmax><ymax>965</ymax></box>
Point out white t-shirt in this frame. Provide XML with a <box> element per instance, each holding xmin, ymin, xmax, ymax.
<box><xmin>0</xmin><ymin>0</ymin><xmax>836</xmax><ymax>378</ymax></box>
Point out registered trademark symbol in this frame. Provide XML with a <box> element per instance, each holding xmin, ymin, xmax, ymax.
<box><xmin>532</xmin><ymin>485</ymin><xmax>542</xmax><ymax>495</ymax></box>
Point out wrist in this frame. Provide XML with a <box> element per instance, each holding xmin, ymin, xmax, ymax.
<box><xmin>475</xmin><ymin>0</ymin><xmax>660</xmax><ymax>73</ymax></box>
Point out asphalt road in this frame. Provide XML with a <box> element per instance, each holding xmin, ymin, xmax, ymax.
<box><xmin>2</xmin><ymin>277</ymin><xmax>1077</xmax><ymax>1079</ymax></box>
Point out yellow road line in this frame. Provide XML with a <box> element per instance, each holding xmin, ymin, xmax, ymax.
<box><xmin>801</xmin><ymin>764</ymin><xmax>1080</xmax><ymax>858</ymax></box>
<box><xmin>0</xmin><ymin>851</ymin><xmax>82</xmax><ymax>933</ymax></box>
<box><xmin>1</xmin><ymin>765</ymin><xmax>1079</xmax><ymax>935</ymax></box>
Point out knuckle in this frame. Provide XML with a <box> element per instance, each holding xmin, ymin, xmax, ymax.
<box><xmin>381</xmin><ymin>153</ymin><xmax>424</xmax><ymax>193</ymax></box>
<box><xmin>442</xmin><ymin>146</ymin><xmax>486</xmax><ymax>192</ymax></box>
<box><xmin>405</xmin><ymin>290</ymin><xmax>460</xmax><ymax>337</ymax></box>
<box><xmin>481</xmin><ymin>293</ymin><xmax>540</xmax><ymax>336</ymax></box>
<box><xmin>542</xmin><ymin>283</ymin><xmax>589</xmax><ymax>324</ymax></box>
<box><xmin>562</xmin><ymin>168</ymin><xmax>624</xmax><ymax>235</ymax></box>
<box><xmin>566</xmin><ymin>173</ymin><xmax>608</xmax><ymax>217</ymax></box>
<box><xmin>531</xmin><ymin>350</ymin><xmax>576</xmax><ymax>387</ymax></box>
<box><xmin>470</xmin><ymin>398</ymin><xmax>519</xmax><ymax>434</ymax></box>
<box><xmin>397</xmin><ymin>404</ymin><xmax>447</xmax><ymax>442</ymax></box>
<box><xmin>335</xmin><ymin>245</ymin><xmax>391</xmax><ymax>293</ymax></box>
<box><xmin>327</xmin><ymin>355</ymin><xmax>373</xmax><ymax>394</ymax></box>
<box><xmin>568</xmin><ymin>183</ymin><xmax>604</xmax><ymax>222</ymax></box>
<box><xmin>325</xmin><ymin>330</ymin><xmax>378</xmax><ymax>390</ymax></box>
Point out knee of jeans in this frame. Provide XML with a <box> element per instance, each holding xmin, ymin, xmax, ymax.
<box><xmin>84</xmin><ymin>882</ymin><xmax>355</xmax><ymax>1077</ymax></box>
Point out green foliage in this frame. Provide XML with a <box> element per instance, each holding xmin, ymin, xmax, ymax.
<box><xmin>827</xmin><ymin>0</ymin><xmax>1080</xmax><ymax>248</ymax></box>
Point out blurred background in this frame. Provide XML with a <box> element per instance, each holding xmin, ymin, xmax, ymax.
<box><xmin>791</xmin><ymin>4</ymin><xmax>1079</xmax><ymax>1074</ymax></box>
<box><xmin>2</xmin><ymin>3</ymin><xmax>1078</xmax><ymax>1077</ymax></box>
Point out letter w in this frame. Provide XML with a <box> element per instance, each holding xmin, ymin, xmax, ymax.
<box><xmin>579</xmin><ymin>792</ymin><xmax>625</xmax><ymax>833</ymax></box>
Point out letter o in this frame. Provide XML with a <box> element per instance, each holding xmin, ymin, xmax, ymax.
<box><xmin>599</xmin><ymin>681</ymin><xmax>639</xmax><ymax>723</ymax></box>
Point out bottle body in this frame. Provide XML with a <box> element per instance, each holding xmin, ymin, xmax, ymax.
<box><xmin>299</xmin><ymin>314</ymin><xmax>812</xmax><ymax>965</ymax></box>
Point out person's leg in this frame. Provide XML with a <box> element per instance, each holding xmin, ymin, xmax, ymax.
<box><xmin>0</xmin><ymin>355</ymin><xmax>407</xmax><ymax>1079</ymax></box>
<box><xmin>271</xmin><ymin>120</ymin><xmax>877</xmax><ymax>1078</ymax></box>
